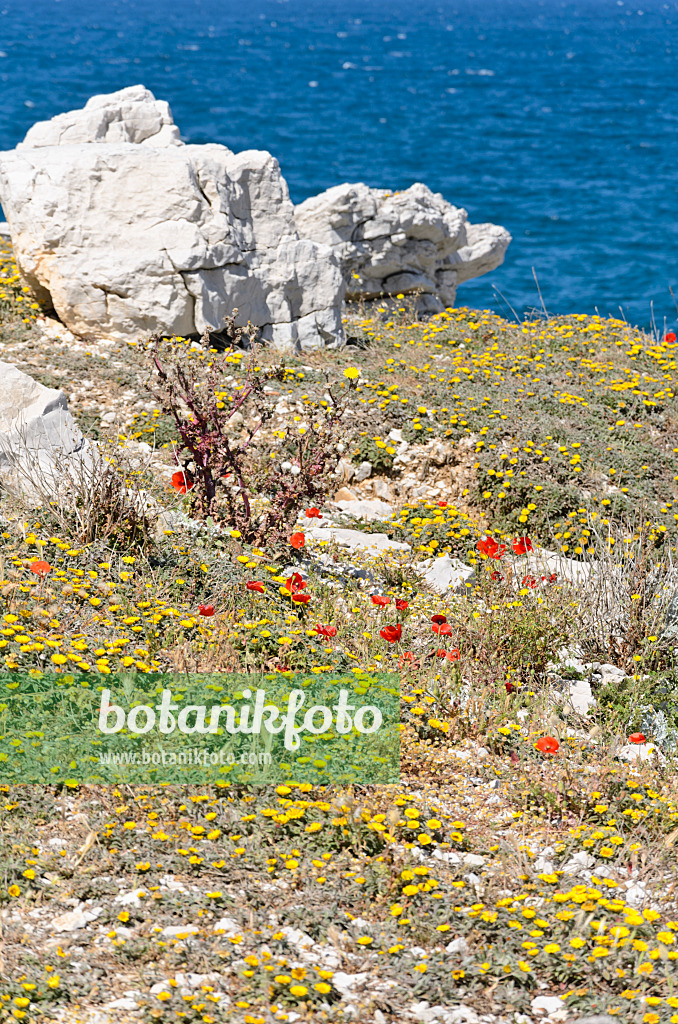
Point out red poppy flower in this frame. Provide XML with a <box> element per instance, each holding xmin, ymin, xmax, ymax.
<box><xmin>628</xmin><ymin>732</ymin><xmax>646</xmax><ymax>744</ymax></box>
<box><xmin>246</xmin><ymin>581</ymin><xmax>265</xmax><ymax>593</ymax></box>
<box><xmin>380</xmin><ymin>624</ymin><xmax>402</xmax><ymax>643</ymax></box>
<box><xmin>436</xmin><ymin>647</ymin><xmax>448</xmax><ymax>658</ymax></box>
<box><xmin>285</xmin><ymin>573</ymin><xmax>307</xmax><ymax>594</ymax></box>
<box><xmin>314</xmin><ymin>623</ymin><xmax>337</xmax><ymax>638</ymax></box>
<box><xmin>437</xmin><ymin>501</ymin><xmax>448</xmax><ymax>508</ymax></box>
<box><xmin>490</xmin><ymin>570</ymin><xmax>504</xmax><ymax>582</ymax></box>
<box><xmin>522</xmin><ymin>575</ymin><xmax>538</xmax><ymax>589</ymax></box>
<box><xmin>290</xmin><ymin>532</ymin><xmax>305</xmax><ymax>550</ymax></box>
<box><xmin>477</xmin><ymin>536</ymin><xmax>506</xmax><ymax>559</ymax></box>
<box><xmin>431</xmin><ymin>613</ymin><xmax>447</xmax><ymax>625</ymax></box>
<box><xmin>291</xmin><ymin>592</ymin><xmax>311</xmax><ymax>605</ymax></box>
<box><xmin>371</xmin><ymin>595</ymin><xmax>390</xmax><ymax>607</ymax></box>
<box><xmin>305</xmin><ymin>507</ymin><xmax>322</xmax><ymax>518</ymax></box>
<box><xmin>548</xmin><ymin>572</ymin><xmax>558</xmax><ymax>583</ymax></box>
<box><xmin>198</xmin><ymin>604</ymin><xmax>215</xmax><ymax>617</ymax></box>
<box><xmin>664</xmin><ymin>332</ymin><xmax>677</xmax><ymax>344</ymax></box>
<box><xmin>535</xmin><ymin>736</ymin><xmax>559</xmax><ymax>754</ymax></box>
<box><xmin>446</xmin><ymin>648</ymin><xmax>460</xmax><ymax>661</ymax></box>
<box><xmin>512</xmin><ymin>536</ymin><xmax>533</xmax><ymax>556</ymax></box>
<box><xmin>505</xmin><ymin>681</ymin><xmax>516</xmax><ymax>694</ymax></box>
<box><xmin>171</xmin><ymin>470</ymin><xmax>194</xmax><ymax>494</ymax></box>
<box><xmin>395</xmin><ymin>599</ymin><xmax>409</xmax><ymax>611</ymax></box>
<box><xmin>399</xmin><ymin>650</ymin><xmax>416</xmax><ymax>666</ymax></box>
<box><xmin>30</xmin><ymin>560</ymin><xmax>51</xmax><ymax>577</ymax></box>
<box><xmin>432</xmin><ymin>622</ymin><xmax>453</xmax><ymax>636</ymax></box>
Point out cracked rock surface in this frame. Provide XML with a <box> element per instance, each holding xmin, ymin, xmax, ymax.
<box><xmin>0</xmin><ymin>86</ymin><xmax>345</xmax><ymax>350</ymax></box>
<box><xmin>0</xmin><ymin>85</ymin><xmax>510</xmax><ymax>349</ymax></box>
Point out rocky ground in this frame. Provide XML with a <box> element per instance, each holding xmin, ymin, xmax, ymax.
<box><xmin>1</xmin><ymin>239</ymin><xmax>678</xmax><ymax>1024</ymax></box>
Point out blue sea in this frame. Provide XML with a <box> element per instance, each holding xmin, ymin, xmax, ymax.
<box><xmin>1</xmin><ymin>0</ymin><xmax>677</xmax><ymax>330</ymax></box>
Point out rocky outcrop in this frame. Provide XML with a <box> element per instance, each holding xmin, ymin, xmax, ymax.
<box><xmin>0</xmin><ymin>361</ymin><xmax>93</xmax><ymax>501</ymax></box>
<box><xmin>295</xmin><ymin>182</ymin><xmax>511</xmax><ymax>313</ymax></box>
<box><xmin>0</xmin><ymin>86</ymin><xmax>510</xmax><ymax>347</ymax></box>
<box><xmin>0</xmin><ymin>86</ymin><xmax>345</xmax><ymax>350</ymax></box>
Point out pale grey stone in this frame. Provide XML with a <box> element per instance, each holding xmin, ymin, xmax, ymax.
<box><xmin>0</xmin><ymin>361</ymin><xmax>94</xmax><ymax>501</ymax></box>
<box><xmin>296</xmin><ymin>181</ymin><xmax>510</xmax><ymax>310</ymax></box>
<box><xmin>305</xmin><ymin>525</ymin><xmax>410</xmax><ymax>554</ymax></box>
<box><xmin>423</xmin><ymin>553</ymin><xmax>476</xmax><ymax>594</ymax></box>
<box><xmin>335</xmin><ymin>497</ymin><xmax>394</xmax><ymax>521</ymax></box>
<box><xmin>0</xmin><ymin>87</ymin><xmax>344</xmax><ymax>351</ymax></box>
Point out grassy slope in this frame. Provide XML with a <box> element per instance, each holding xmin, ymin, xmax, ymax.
<box><xmin>1</xmin><ymin>241</ymin><xmax>678</xmax><ymax>1023</ymax></box>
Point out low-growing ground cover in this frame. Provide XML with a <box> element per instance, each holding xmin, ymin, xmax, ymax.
<box><xmin>1</xmin><ymin>243</ymin><xmax>678</xmax><ymax>1023</ymax></box>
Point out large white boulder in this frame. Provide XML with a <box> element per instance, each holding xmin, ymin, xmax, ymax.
<box><xmin>0</xmin><ymin>361</ymin><xmax>93</xmax><ymax>500</ymax></box>
<box><xmin>0</xmin><ymin>85</ymin><xmax>510</xmax><ymax>345</ymax></box>
<box><xmin>295</xmin><ymin>182</ymin><xmax>511</xmax><ymax>312</ymax></box>
<box><xmin>0</xmin><ymin>86</ymin><xmax>345</xmax><ymax>350</ymax></box>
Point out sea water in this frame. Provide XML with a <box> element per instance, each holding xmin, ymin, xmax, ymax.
<box><xmin>0</xmin><ymin>0</ymin><xmax>676</xmax><ymax>329</ymax></box>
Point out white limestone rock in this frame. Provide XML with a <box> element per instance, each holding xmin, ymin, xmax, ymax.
<box><xmin>0</xmin><ymin>360</ymin><xmax>93</xmax><ymax>501</ymax></box>
<box><xmin>566</xmin><ymin>678</ymin><xmax>596</xmax><ymax>716</ymax></box>
<box><xmin>422</xmin><ymin>553</ymin><xmax>476</xmax><ymax>594</ymax></box>
<box><xmin>335</xmin><ymin>497</ymin><xmax>395</xmax><ymax>521</ymax></box>
<box><xmin>0</xmin><ymin>86</ymin><xmax>344</xmax><ymax>350</ymax></box>
<box><xmin>295</xmin><ymin>181</ymin><xmax>510</xmax><ymax>311</ymax></box>
<box><xmin>305</xmin><ymin>525</ymin><xmax>410</xmax><ymax>554</ymax></box>
<box><xmin>20</xmin><ymin>84</ymin><xmax>183</xmax><ymax>149</ymax></box>
<box><xmin>51</xmin><ymin>903</ymin><xmax>103</xmax><ymax>933</ymax></box>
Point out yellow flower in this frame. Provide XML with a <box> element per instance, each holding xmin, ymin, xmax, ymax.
<box><xmin>289</xmin><ymin>985</ymin><xmax>308</xmax><ymax>997</ymax></box>
<box><xmin>8</xmin><ymin>885</ymin><xmax>20</xmax><ymax>897</ymax></box>
<box><xmin>357</xmin><ymin>936</ymin><xmax>373</xmax><ymax>945</ymax></box>
<box><xmin>314</xmin><ymin>982</ymin><xmax>332</xmax><ymax>994</ymax></box>
<box><xmin>343</xmin><ymin>367</ymin><xmax>359</xmax><ymax>380</ymax></box>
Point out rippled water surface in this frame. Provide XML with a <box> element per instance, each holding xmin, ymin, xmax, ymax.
<box><xmin>1</xmin><ymin>0</ymin><xmax>677</xmax><ymax>328</ymax></box>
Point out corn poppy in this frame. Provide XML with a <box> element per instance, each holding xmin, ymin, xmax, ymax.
<box><xmin>505</xmin><ymin>681</ymin><xmax>516</xmax><ymax>694</ymax></box>
<box><xmin>380</xmin><ymin>624</ymin><xmax>402</xmax><ymax>643</ymax></box>
<box><xmin>535</xmin><ymin>736</ymin><xmax>559</xmax><ymax>754</ymax></box>
<box><xmin>477</xmin><ymin>536</ymin><xmax>506</xmax><ymax>559</ymax></box>
<box><xmin>431</xmin><ymin>613</ymin><xmax>447</xmax><ymax>625</ymax></box>
<box><xmin>395</xmin><ymin>599</ymin><xmax>409</xmax><ymax>611</ymax></box>
<box><xmin>432</xmin><ymin>622</ymin><xmax>453</xmax><ymax>636</ymax></box>
<box><xmin>436</xmin><ymin>647</ymin><xmax>448</xmax><ymax>658</ymax></box>
<box><xmin>291</xmin><ymin>592</ymin><xmax>311</xmax><ymax>605</ymax></box>
<box><xmin>490</xmin><ymin>570</ymin><xmax>504</xmax><ymax>582</ymax></box>
<box><xmin>437</xmin><ymin>501</ymin><xmax>448</xmax><ymax>508</ymax></box>
<box><xmin>512</xmin><ymin>536</ymin><xmax>533</xmax><ymax>556</ymax></box>
<box><xmin>371</xmin><ymin>595</ymin><xmax>390</xmax><ymax>607</ymax></box>
<box><xmin>628</xmin><ymin>732</ymin><xmax>646</xmax><ymax>744</ymax></box>
<box><xmin>446</xmin><ymin>648</ymin><xmax>460</xmax><ymax>661</ymax></box>
<box><xmin>171</xmin><ymin>469</ymin><xmax>194</xmax><ymax>494</ymax></box>
<box><xmin>664</xmin><ymin>332</ymin><xmax>677</xmax><ymax>344</ymax></box>
<box><xmin>246</xmin><ymin>581</ymin><xmax>265</xmax><ymax>593</ymax></box>
<box><xmin>290</xmin><ymin>532</ymin><xmax>305</xmax><ymax>550</ymax></box>
<box><xmin>399</xmin><ymin>651</ymin><xmax>416</xmax><ymax>667</ymax></box>
<box><xmin>30</xmin><ymin>560</ymin><xmax>51</xmax><ymax>577</ymax></box>
<box><xmin>305</xmin><ymin>507</ymin><xmax>322</xmax><ymax>518</ymax></box>
<box><xmin>522</xmin><ymin>575</ymin><xmax>537</xmax><ymax>589</ymax></box>
<box><xmin>198</xmin><ymin>604</ymin><xmax>215</xmax><ymax>617</ymax></box>
<box><xmin>285</xmin><ymin>573</ymin><xmax>306</xmax><ymax>594</ymax></box>
<box><xmin>314</xmin><ymin>623</ymin><xmax>337</xmax><ymax>638</ymax></box>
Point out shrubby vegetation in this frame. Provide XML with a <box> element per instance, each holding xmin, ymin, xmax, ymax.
<box><xmin>1</xmin><ymin>240</ymin><xmax>678</xmax><ymax>1022</ymax></box>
